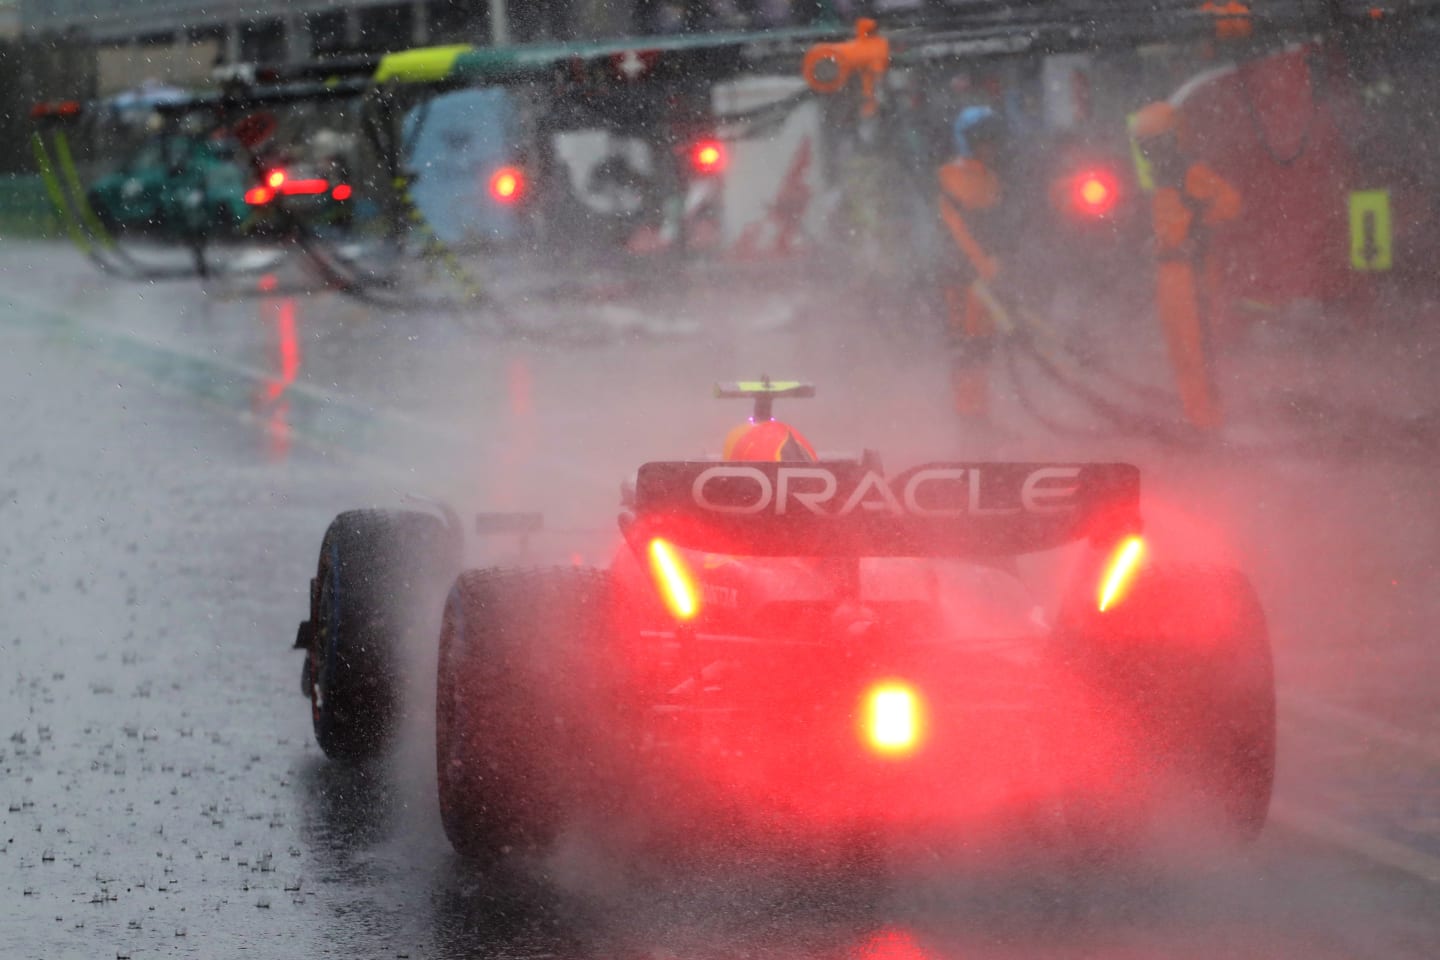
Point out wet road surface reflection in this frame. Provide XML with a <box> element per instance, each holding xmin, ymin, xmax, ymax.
<box><xmin>253</xmin><ymin>284</ymin><xmax>301</xmax><ymax>460</ymax></box>
<box><xmin>288</xmin><ymin>751</ymin><xmax>1440</xmax><ymax>960</ymax></box>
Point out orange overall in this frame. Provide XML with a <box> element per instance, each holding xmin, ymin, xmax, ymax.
<box><xmin>1150</xmin><ymin>163</ymin><xmax>1241</xmax><ymax>430</ymax></box>
<box><xmin>938</xmin><ymin>157</ymin><xmax>1003</xmax><ymax>417</ymax></box>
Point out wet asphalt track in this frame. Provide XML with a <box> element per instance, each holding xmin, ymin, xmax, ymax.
<box><xmin>3</xmin><ymin>241</ymin><xmax>1440</xmax><ymax>959</ymax></box>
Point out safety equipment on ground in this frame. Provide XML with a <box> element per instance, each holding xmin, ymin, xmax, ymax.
<box><xmin>722</xmin><ymin>420</ymin><xmax>819</xmax><ymax>462</ymax></box>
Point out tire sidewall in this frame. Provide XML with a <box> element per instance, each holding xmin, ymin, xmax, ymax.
<box><xmin>1056</xmin><ymin>561</ymin><xmax>1276</xmax><ymax>844</ymax></box>
<box><xmin>435</xmin><ymin>567</ymin><xmax>621</xmax><ymax>860</ymax></box>
<box><xmin>309</xmin><ymin>509</ymin><xmax>454</xmax><ymax>762</ymax></box>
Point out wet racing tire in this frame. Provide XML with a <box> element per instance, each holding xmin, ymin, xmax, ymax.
<box><xmin>1057</xmin><ymin>563</ymin><xmax>1276</xmax><ymax>846</ymax></box>
<box><xmin>305</xmin><ymin>508</ymin><xmax>455</xmax><ymax>762</ymax></box>
<box><xmin>436</xmin><ymin>566</ymin><xmax>617</xmax><ymax>861</ymax></box>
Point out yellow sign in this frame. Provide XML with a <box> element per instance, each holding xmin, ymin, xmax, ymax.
<box><xmin>1349</xmin><ymin>190</ymin><xmax>1392</xmax><ymax>271</ymax></box>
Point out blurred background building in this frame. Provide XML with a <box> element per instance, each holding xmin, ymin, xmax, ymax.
<box><xmin>14</xmin><ymin>0</ymin><xmax>642</xmax><ymax>93</ymax></box>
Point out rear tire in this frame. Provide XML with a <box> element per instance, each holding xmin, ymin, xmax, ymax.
<box><xmin>436</xmin><ymin>566</ymin><xmax>618</xmax><ymax>861</ymax></box>
<box><xmin>1057</xmin><ymin>562</ymin><xmax>1275</xmax><ymax>845</ymax></box>
<box><xmin>306</xmin><ymin>508</ymin><xmax>456</xmax><ymax>762</ymax></box>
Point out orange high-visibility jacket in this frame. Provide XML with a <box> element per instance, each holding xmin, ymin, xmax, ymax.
<box><xmin>938</xmin><ymin>157</ymin><xmax>1003</xmax><ymax>281</ymax></box>
<box><xmin>1151</xmin><ymin>162</ymin><xmax>1242</xmax><ymax>255</ymax></box>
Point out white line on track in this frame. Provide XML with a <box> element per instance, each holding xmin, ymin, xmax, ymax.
<box><xmin>1280</xmin><ymin>691</ymin><xmax>1440</xmax><ymax>765</ymax></box>
<box><xmin>1269</xmin><ymin>801</ymin><xmax>1440</xmax><ymax>885</ymax></box>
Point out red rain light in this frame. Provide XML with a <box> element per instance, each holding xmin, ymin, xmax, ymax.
<box><xmin>331</xmin><ymin>183</ymin><xmax>352</xmax><ymax>201</ymax></box>
<box><xmin>1071</xmin><ymin>167</ymin><xmax>1120</xmax><ymax>218</ymax></box>
<box><xmin>244</xmin><ymin>186</ymin><xmax>275</xmax><ymax>206</ymax></box>
<box><xmin>279</xmin><ymin>178</ymin><xmax>329</xmax><ymax>196</ymax></box>
<box><xmin>1097</xmin><ymin>535</ymin><xmax>1146</xmax><ymax>612</ymax></box>
<box><xmin>691</xmin><ymin>139</ymin><xmax>727</xmax><ymax>175</ymax></box>
<box><xmin>856</xmin><ymin>929</ymin><xmax>932</xmax><ymax>960</ymax></box>
<box><xmin>648</xmin><ymin>538</ymin><xmax>699</xmax><ymax>621</ymax></box>
<box><xmin>30</xmin><ymin>100</ymin><xmax>82</xmax><ymax>119</ymax></box>
<box><xmin>861</xmin><ymin>681</ymin><xmax>924</xmax><ymax>756</ymax></box>
<box><xmin>489</xmin><ymin>166</ymin><xmax>524</xmax><ymax>203</ymax></box>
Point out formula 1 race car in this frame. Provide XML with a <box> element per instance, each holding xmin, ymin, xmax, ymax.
<box><xmin>86</xmin><ymin>132</ymin><xmax>251</xmax><ymax>236</ymax></box>
<box><xmin>86</xmin><ymin>134</ymin><xmax>356</xmax><ymax>238</ymax></box>
<box><xmin>292</xmin><ymin>380</ymin><xmax>1275</xmax><ymax>862</ymax></box>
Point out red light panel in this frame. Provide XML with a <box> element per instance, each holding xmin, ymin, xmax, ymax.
<box><xmin>1071</xmin><ymin>167</ymin><xmax>1120</xmax><ymax>218</ymax></box>
<box><xmin>244</xmin><ymin>186</ymin><xmax>275</xmax><ymax>206</ymax></box>
<box><xmin>279</xmin><ymin>178</ymin><xmax>329</xmax><ymax>196</ymax></box>
<box><xmin>331</xmin><ymin>184</ymin><xmax>352</xmax><ymax>201</ymax></box>
<box><xmin>860</xmin><ymin>681</ymin><xmax>925</xmax><ymax>756</ymax></box>
<box><xmin>691</xmin><ymin>139</ymin><xmax>727</xmax><ymax>176</ymax></box>
<box><xmin>489</xmin><ymin>166</ymin><xmax>524</xmax><ymax>203</ymax></box>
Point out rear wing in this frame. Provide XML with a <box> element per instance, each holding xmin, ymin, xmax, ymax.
<box><xmin>626</xmin><ymin>461</ymin><xmax>1140</xmax><ymax>558</ymax></box>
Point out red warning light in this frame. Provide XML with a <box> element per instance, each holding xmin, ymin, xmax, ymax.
<box><xmin>331</xmin><ymin>183</ymin><xmax>352</xmax><ymax>201</ymax></box>
<box><xmin>860</xmin><ymin>681</ymin><xmax>925</xmax><ymax>756</ymax></box>
<box><xmin>1071</xmin><ymin>167</ymin><xmax>1120</xmax><ymax>218</ymax></box>
<box><xmin>489</xmin><ymin>166</ymin><xmax>524</xmax><ymax>203</ymax></box>
<box><xmin>244</xmin><ymin>186</ymin><xmax>275</xmax><ymax>206</ymax></box>
<box><xmin>691</xmin><ymin>139</ymin><xmax>727</xmax><ymax>176</ymax></box>
<box><xmin>279</xmin><ymin>178</ymin><xmax>328</xmax><ymax>195</ymax></box>
<box><xmin>30</xmin><ymin>100</ymin><xmax>83</xmax><ymax>120</ymax></box>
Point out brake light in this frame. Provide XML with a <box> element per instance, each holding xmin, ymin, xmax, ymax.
<box><xmin>331</xmin><ymin>184</ymin><xmax>352</xmax><ymax>201</ymax></box>
<box><xmin>279</xmin><ymin>178</ymin><xmax>328</xmax><ymax>196</ymax></box>
<box><xmin>1070</xmin><ymin>167</ymin><xmax>1119</xmax><ymax>218</ymax></box>
<box><xmin>861</xmin><ymin>681</ymin><xmax>924</xmax><ymax>756</ymax></box>
<box><xmin>648</xmin><ymin>538</ymin><xmax>699</xmax><ymax>621</ymax></box>
<box><xmin>244</xmin><ymin>186</ymin><xmax>275</xmax><ymax>206</ymax></box>
<box><xmin>265</xmin><ymin>168</ymin><xmax>286</xmax><ymax>189</ymax></box>
<box><xmin>691</xmin><ymin>139</ymin><xmax>726</xmax><ymax>176</ymax></box>
<box><xmin>857</xmin><ymin>929</ymin><xmax>931</xmax><ymax>960</ymax></box>
<box><xmin>1097</xmin><ymin>535</ymin><xmax>1146</xmax><ymax>612</ymax></box>
<box><xmin>489</xmin><ymin>166</ymin><xmax>524</xmax><ymax>203</ymax></box>
<box><xmin>30</xmin><ymin>100</ymin><xmax>82</xmax><ymax>119</ymax></box>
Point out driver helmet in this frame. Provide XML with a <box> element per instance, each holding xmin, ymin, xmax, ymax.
<box><xmin>723</xmin><ymin>420</ymin><xmax>818</xmax><ymax>462</ymax></box>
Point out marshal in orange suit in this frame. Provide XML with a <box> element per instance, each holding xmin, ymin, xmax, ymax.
<box><xmin>1133</xmin><ymin>101</ymin><xmax>1241</xmax><ymax>431</ymax></box>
